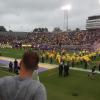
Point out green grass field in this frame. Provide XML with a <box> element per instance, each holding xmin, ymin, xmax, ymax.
<box><xmin>0</xmin><ymin>48</ymin><xmax>100</xmax><ymax>68</ymax></box>
<box><xmin>0</xmin><ymin>68</ymin><xmax>100</xmax><ymax>100</ymax></box>
<box><xmin>0</xmin><ymin>48</ymin><xmax>24</xmax><ymax>59</ymax></box>
<box><xmin>0</xmin><ymin>48</ymin><xmax>100</xmax><ymax>100</ymax></box>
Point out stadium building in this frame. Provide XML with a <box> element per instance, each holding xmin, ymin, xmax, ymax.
<box><xmin>86</xmin><ymin>15</ymin><xmax>100</xmax><ymax>31</ymax></box>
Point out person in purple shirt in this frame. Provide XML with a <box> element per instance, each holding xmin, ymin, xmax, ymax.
<box><xmin>0</xmin><ymin>50</ymin><xmax>47</xmax><ymax>100</ymax></box>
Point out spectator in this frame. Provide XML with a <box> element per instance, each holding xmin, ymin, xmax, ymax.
<box><xmin>14</xmin><ymin>59</ymin><xmax>18</xmax><ymax>74</ymax></box>
<box><xmin>0</xmin><ymin>50</ymin><xmax>47</xmax><ymax>100</ymax></box>
<box><xmin>92</xmin><ymin>66</ymin><xmax>96</xmax><ymax>75</ymax></box>
<box><xmin>59</xmin><ymin>62</ymin><xmax>64</xmax><ymax>77</ymax></box>
<box><xmin>64</xmin><ymin>63</ymin><xmax>69</xmax><ymax>77</ymax></box>
<box><xmin>9</xmin><ymin>61</ymin><xmax>13</xmax><ymax>72</ymax></box>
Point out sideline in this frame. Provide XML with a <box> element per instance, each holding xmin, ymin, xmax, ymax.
<box><xmin>0</xmin><ymin>56</ymin><xmax>100</xmax><ymax>74</ymax></box>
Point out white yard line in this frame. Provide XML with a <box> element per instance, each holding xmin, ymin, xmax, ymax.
<box><xmin>0</xmin><ymin>56</ymin><xmax>100</xmax><ymax>74</ymax></box>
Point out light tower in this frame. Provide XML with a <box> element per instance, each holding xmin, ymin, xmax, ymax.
<box><xmin>61</xmin><ymin>4</ymin><xmax>72</xmax><ymax>31</ymax></box>
<box><xmin>99</xmin><ymin>0</ymin><xmax>100</xmax><ymax>4</ymax></box>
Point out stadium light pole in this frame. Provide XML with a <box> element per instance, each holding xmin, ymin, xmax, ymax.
<box><xmin>99</xmin><ymin>0</ymin><xmax>100</xmax><ymax>4</ymax></box>
<box><xmin>61</xmin><ymin>4</ymin><xmax>72</xmax><ymax>32</ymax></box>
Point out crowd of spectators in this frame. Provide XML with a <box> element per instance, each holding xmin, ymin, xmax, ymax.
<box><xmin>0</xmin><ymin>30</ymin><xmax>100</xmax><ymax>50</ymax></box>
<box><xmin>26</xmin><ymin>30</ymin><xmax>100</xmax><ymax>50</ymax></box>
<box><xmin>0</xmin><ymin>35</ymin><xmax>15</xmax><ymax>44</ymax></box>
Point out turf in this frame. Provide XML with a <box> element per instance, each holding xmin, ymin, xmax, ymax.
<box><xmin>0</xmin><ymin>48</ymin><xmax>24</xmax><ymax>59</ymax></box>
<box><xmin>0</xmin><ymin>68</ymin><xmax>100</xmax><ymax>100</ymax></box>
<box><xmin>0</xmin><ymin>48</ymin><xmax>100</xmax><ymax>100</ymax></box>
<box><xmin>0</xmin><ymin>69</ymin><xmax>15</xmax><ymax>77</ymax></box>
<box><xmin>40</xmin><ymin>69</ymin><xmax>100</xmax><ymax>100</ymax></box>
<box><xmin>0</xmin><ymin>48</ymin><xmax>100</xmax><ymax>68</ymax></box>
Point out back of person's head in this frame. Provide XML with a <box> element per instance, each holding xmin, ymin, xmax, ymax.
<box><xmin>21</xmin><ymin>50</ymin><xmax>39</xmax><ymax>71</ymax></box>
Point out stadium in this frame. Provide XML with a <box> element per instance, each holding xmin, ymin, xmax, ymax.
<box><xmin>0</xmin><ymin>1</ymin><xmax>100</xmax><ymax>100</ymax></box>
<box><xmin>86</xmin><ymin>15</ymin><xmax>100</xmax><ymax>31</ymax></box>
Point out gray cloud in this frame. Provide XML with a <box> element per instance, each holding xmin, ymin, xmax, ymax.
<box><xmin>0</xmin><ymin>0</ymin><xmax>100</xmax><ymax>31</ymax></box>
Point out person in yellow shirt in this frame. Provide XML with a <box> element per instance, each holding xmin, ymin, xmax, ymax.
<box><xmin>56</xmin><ymin>53</ymin><xmax>61</xmax><ymax>64</ymax></box>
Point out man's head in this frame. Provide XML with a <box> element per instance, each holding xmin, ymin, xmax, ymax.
<box><xmin>19</xmin><ymin>50</ymin><xmax>39</xmax><ymax>77</ymax></box>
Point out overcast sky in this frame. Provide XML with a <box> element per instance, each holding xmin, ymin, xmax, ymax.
<box><xmin>0</xmin><ymin>0</ymin><xmax>100</xmax><ymax>32</ymax></box>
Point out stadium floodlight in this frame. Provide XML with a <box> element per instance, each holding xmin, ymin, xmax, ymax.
<box><xmin>61</xmin><ymin>4</ymin><xmax>72</xmax><ymax>31</ymax></box>
<box><xmin>61</xmin><ymin>4</ymin><xmax>72</xmax><ymax>11</ymax></box>
<box><xmin>99</xmin><ymin>0</ymin><xmax>100</xmax><ymax>4</ymax></box>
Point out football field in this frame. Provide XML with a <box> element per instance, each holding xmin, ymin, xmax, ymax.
<box><xmin>0</xmin><ymin>48</ymin><xmax>100</xmax><ymax>100</ymax></box>
<box><xmin>0</xmin><ymin>67</ymin><xmax>100</xmax><ymax>100</ymax></box>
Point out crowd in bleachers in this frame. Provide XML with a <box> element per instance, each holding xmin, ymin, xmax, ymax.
<box><xmin>0</xmin><ymin>35</ymin><xmax>15</xmax><ymax>44</ymax></box>
<box><xmin>26</xmin><ymin>30</ymin><xmax>100</xmax><ymax>50</ymax></box>
<box><xmin>0</xmin><ymin>30</ymin><xmax>100</xmax><ymax>50</ymax></box>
